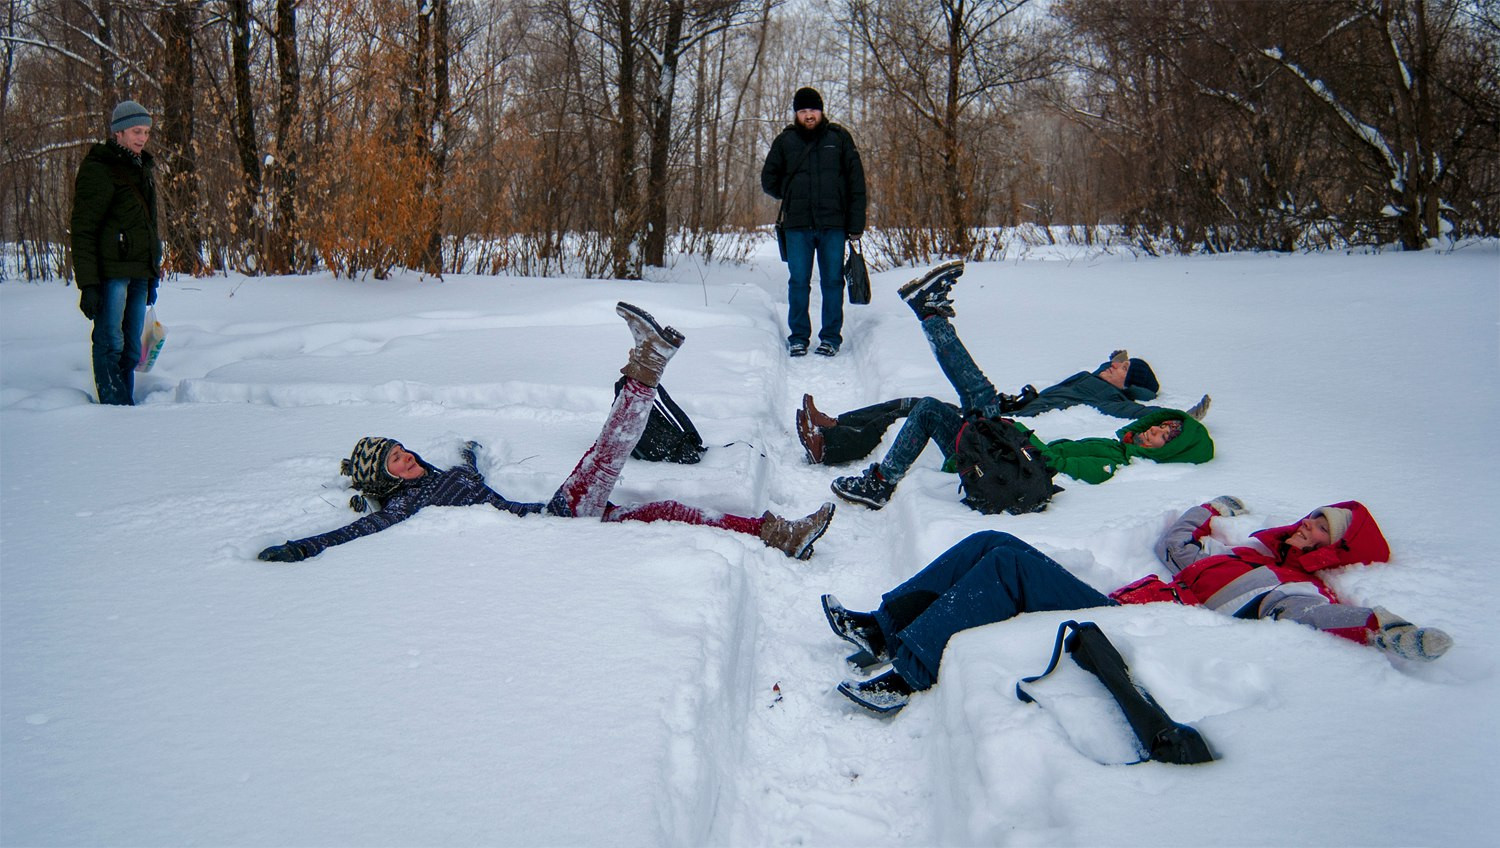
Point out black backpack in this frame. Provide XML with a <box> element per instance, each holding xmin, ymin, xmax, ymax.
<box><xmin>612</xmin><ymin>377</ymin><xmax>706</xmax><ymax>464</ymax></box>
<box><xmin>951</xmin><ymin>416</ymin><xmax>1061</xmax><ymax>515</ymax></box>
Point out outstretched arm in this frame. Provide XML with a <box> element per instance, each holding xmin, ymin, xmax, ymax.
<box><xmin>258</xmin><ymin>489</ymin><xmax>425</xmax><ymax>562</ymax></box>
<box><xmin>1155</xmin><ymin>496</ymin><xmax>1247</xmax><ymax>574</ymax></box>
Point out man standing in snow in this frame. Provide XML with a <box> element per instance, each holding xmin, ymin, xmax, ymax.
<box><xmin>761</xmin><ymin>86</ymin><xmax>867</xmax><ymax>358</ymax></box>
<box><xmin>70</xmin><ymin>100</ymin><xmax>162</xmax><ymax>406</ymax></box>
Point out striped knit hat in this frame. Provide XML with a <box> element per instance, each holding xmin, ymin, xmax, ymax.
<box><xmin>341</xmin><ymin>437</ymin><xmax>402</xmax><ymax>499</ymax></box>
<box><xmin>110</xmin><ymin>100</ymin><xmax>152</xmax><ymax>133</ymax></box>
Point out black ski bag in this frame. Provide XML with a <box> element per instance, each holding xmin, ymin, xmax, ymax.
<box><xmin>1016</xmin><ymin>620</ymin><xmax>1215</xmax><ymax>765</ymax></box>
<box><xmin>1014</xmin><ymin>618</ymin><xmax>1212</xmax><ymax>762</ymax></box>
<box><xmin>612</xmin><ymin>377</ymin><xmax>707</xmax><ymax>464</ymax></box>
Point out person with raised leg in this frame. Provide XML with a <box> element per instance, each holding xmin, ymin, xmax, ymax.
<box><xmin>257</xmin><ymin>303</ymin><xmax>835</xmax><ymax>563</ymax></box>
<box><xmin>829</xmin><ymin>263</ymin><xmax>1213</xmax><ymax>510</ymax></box>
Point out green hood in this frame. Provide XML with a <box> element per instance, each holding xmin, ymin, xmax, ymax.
<box><xmin>1019</xmin><ymin>409</ymin><xmax>1213</xmax><ymax>484</ymax></box>
<box><xmin>1115</xmin><ymin>409</ymin><xmax>1214</xmax><ymax>465</ymax></box>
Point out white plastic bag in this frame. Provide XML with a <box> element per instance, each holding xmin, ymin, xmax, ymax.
<box><xmin>136</xmin><ymin>306</ymin><xmax>166</xmax><ymax>372</ymax></box>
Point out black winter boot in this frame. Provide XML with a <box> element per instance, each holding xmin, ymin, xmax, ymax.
<box><xmin>821</xmin><ymin>594</ymin><xmax>889</xmax><ymax>662</ymax></box>
<box><xmin>837</xmin><ymin>669</ymin><xmax>914</xmax><ymax>715</ymax></box>
<box><xmin>831</xmin><ymin>464</ymin><xmax>897</xmax><ymax>509</ymax></box>
<box><xmin>897</xmin><ymin>260</ymin><xmax>965</xmax><ymax>320</ymax></box>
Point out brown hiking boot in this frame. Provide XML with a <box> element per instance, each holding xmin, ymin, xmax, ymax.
<box><xmin>617</xmin><ymin>301</ymin><xmax>684</xmax><ymax>387</ymax></box>
<box><xmin>759</xmin><ymin>502</ymin><xmax>836</xmax><ymax>560</ymax></box>
<box><xmin>796</xmin><ymin>409</ymin><xmax>826</xmax><ymax>464</ymax></box>
<box><xmin>801</xmin><ymin>393</ymin><xmax>837</xmax><ymax>429</ymax></box>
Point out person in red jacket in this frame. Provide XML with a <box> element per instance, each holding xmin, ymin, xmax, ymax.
<box><xmin>828</xmin><ymin>498</ymin><xmax>1453</xmax><ymax>714</ymax></box>
<box><xmin>1108</xmin><ymin>497</ymin><xmax>1451</xmax><ymax>659</ymax></box>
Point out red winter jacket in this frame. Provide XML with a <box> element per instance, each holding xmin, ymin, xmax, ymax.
<box><xmin>1111</xmin><ymin>501</ymin><xmax>1391</xmax><ymax>608</ymax></box>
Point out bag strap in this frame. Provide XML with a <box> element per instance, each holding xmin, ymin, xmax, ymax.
<box><xmin>1015</xmin><ymin>619</ymin><xmax>1081</xmax><ymax>704</ymax></box>
<box><xmin>776</xmin><ymin>136</ymin><xmax>817</xmax><ymax>225</ymax></box>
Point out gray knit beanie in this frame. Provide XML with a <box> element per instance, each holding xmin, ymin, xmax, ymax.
<box><xmin>110</xmin><ymin>101</ymin><xmax>152</xmax><ymax>133</ymax></box>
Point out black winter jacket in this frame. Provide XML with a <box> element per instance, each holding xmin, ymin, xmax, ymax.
<box><xmin>761</xmin><ymin>120</ymin><xmax>867</xmax><ymax>235</ymax></box>
<box><xmin>70</xmin><ymin>141</ymin><xmax>161</xmax><ymax>287</ymax></box>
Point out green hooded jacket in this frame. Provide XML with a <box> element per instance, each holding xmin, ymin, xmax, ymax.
<box><xmin>70</xmin><ymin>141</ymin><xmax>161</xmax><ymax>288</ymax></box>
<box><xmin>1023</xmin><ymin>409</ymin><xmax>1214</xmax><ymax>484</ymax></box>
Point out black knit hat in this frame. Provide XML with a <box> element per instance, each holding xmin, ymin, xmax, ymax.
<box><xmin>792</xmin><ymin>87</ymin><xmax>824</xmax><ymax>112</ymax></box>
<box><xmin>341</xmin><ymin>437</ymin><xmax>402</xmax><ymax>500</ymax></box>
<box><xmin>1125</xmin><ymin>358</ymin><xmax>1159</xmax><ymax>393</ymax></box>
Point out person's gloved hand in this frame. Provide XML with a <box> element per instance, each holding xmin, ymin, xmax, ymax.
<box><xmin>848</xmin><ymin>231</ymin><xmax>863</xmax><ymax>241</ymax></box>
<box><xmin>258</xmin><ymin>542</ymin><xmax>307</xmax><ymax>563</ymax></box>
<box><xmin>79</xmin><ymin>287</ymin><xmax>101</xmax><ymax>319</ymax></box>
<box><xmin>147</xmin><ymin>279</ymin><xmax>159</xmax><ymax>305</ymax></box>
<box><xmin>1208</xmin><ymin>495</ymin><xmax>1248</xmax><ymax>516</ymax></box>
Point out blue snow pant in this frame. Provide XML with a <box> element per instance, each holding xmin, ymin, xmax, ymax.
<box><xmin>873</xmin><ymin>531</ymin><xmax>1115</xmax><ymax>690</ymax></box>
<box><xmin>877</xmin><ymin>314</ymin><xmax>1002</xmax><ymax>482</ymax></box>
<box><xmin>91</xmin><ymin>277</ymin><xmax>150</xmax><ymax>405</ymax></box>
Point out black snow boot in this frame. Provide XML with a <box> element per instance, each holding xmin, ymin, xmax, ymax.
<box><xmin>897</xmin><ymin>259</ymin><xmax>965</xmax><ymax>320</ymax></box>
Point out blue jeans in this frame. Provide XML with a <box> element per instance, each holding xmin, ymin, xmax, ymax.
<box><xmin>91</xmin><ymin>278</ymin><xmax>150</xmax><ymax>405</ymax></box>
<box><xmin>876</xmin><ymin>315</ymin><xmax>1001</xmax><ymax>482</ymax></box>
<box><xmin>783</xmin><ymin>227</ymin><xmax>845</xmax><ymax>347</ymax></box>
<box><xmin>874</xmin><ymin>531</ymin><xmax>1115</xmax><ymax>690</ymax></box>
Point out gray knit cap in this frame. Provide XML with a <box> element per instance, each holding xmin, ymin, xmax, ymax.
<box><xmin>110</xmin><ymin>101</ymin><xmax>152</xmax><ymax>133</ymax></box>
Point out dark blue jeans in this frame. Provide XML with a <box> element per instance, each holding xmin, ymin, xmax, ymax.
<box><xmin>876</xmin><ymin>315</ymin><xmax>1002</xmax><ymax>482</ymax></box>
<box><xmin>91</xmin><ymin>277</ymin><xmax>150</xmax><ymax>405</ymax></box>
<box><xmin>783</xmin><ymin>227</ymin><xmax>845</xmax><ymax>347</ymax></box>
<box><xmin>873</xmin><ymin>531</ymin><xmax>1115</xmax><ymax>690</ymax></box>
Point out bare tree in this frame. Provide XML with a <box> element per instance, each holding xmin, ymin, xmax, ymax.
<box><xmin>849</xmin><ymin>0</ymin><xmax>1055</xmax><ymax>258</ymax></box>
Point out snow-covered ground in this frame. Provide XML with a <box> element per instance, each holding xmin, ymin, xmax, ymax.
<box><xmin>2</xmin><ymin>241</ymin><xmax>1497</xmax><ymax>846</ymax></box>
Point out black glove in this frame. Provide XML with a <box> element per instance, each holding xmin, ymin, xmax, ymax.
<box><xmin>847</xmin><ymin>231</ymin><xmax>863</xmax><ymax>241</ymax></box>
<box><xmin>79</xmin><ymin>286</ymin><xmax>101</xmax><ymax>320</ymax></box>
<box><xmin>258</xmin><ymin>542</ymin><xmax>308</xmax><ymax>563</ymax></box>
<box><xmin>147</xmin><ymin>280</ymin><xmax>159</xmax><ymax>306</ymax></box>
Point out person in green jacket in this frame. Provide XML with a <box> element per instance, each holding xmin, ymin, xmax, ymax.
<box><xmin>70</xmin><ymin>100</ymin><xmax>162</xmax><ymax>405</ymax></box>
<box><xmin>829</xmin><ymin>261</ymin><xmax>1214</xmax><ymax>509</ymax></box>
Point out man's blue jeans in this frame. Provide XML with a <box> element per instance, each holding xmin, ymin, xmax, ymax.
<box><xmin>783</xmin><ymin>227</ymin><xmax>845</xmax><ymax>347</ymax></box>
<box><xmin>874</xmin><ymin>531</ymin><xmax>1116</xmax><ymax>689</ymax></box>
<box><xmin>877</xmin><ymin>315</ymin><xmax>1003</xmax><ymax>481</ymax></box>
<box><xmin>91</xmin><ymin>277</ymin><xmax>150</xmax><ymax>405</ymax></box>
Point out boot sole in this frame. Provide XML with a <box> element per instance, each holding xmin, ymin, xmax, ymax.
<box><xmin>616</xmin><ymin>301</ymin><xmax>684</xmax><ymax>348</ymax></box>
<box><xmin>897</xmin><ymin>259</ymin><xmax>965</xmax><ymax>302</ymax></box>
<box><xmin>830</xmin><ymin>480</ymin><xmax>888</xmax><ymax>509</ymax></box>
<box><xmin>790</xmin><ymin>504</ymin><xmax>835</xmax><ymax>560</ymax></box>
<box><xmin>836</xmin><ymin>680</ymin><xmax>908</xmax><ymax>715</ymax></box>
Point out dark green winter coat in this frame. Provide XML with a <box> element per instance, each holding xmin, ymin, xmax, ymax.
<box><xmin>70</xmin><ymin>141</ymin><xmax>161</xmax><ymax>288</ymax></box>
<box><xmin>1024</xmin><ymin>409</ymin><xmax>1214</xmax><ymax>484</ymax></box>
<box><xmin>761</xmin><ymin>120</ymin><xmax>867</xmax><ymax>235</ymax></box>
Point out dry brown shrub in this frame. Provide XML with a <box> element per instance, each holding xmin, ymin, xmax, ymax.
<box><xmin>302</xmin><ymin>134</ymin><xmax>442</xmax><ymax>279</ymax></box>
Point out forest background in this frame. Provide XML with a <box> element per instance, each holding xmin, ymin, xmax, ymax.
<box><xmin>2</xmin><ymin>0</ymin><xmax>1497</xmax><ymax>283</ymax></box>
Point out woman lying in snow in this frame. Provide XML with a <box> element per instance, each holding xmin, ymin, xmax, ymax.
<box><xmin>257</xmin><ymin>302</ymin><xmax>835</xmax><ymax>564</ymax></box>
<box><xmin>823</xmin><ymin>497</ymin><xmax>1453</xmax><ymax>714</ymax></box>
<box><xmin>820</xmin><ymin>261</ymin><xmax>1213</xmax><ymax>510</ymax></box>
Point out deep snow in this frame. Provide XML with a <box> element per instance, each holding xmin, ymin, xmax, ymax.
<box><xmin>2</xmin><ymin>241</ymin><xmax>1497</xmax><ymax>847</ymax></box>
